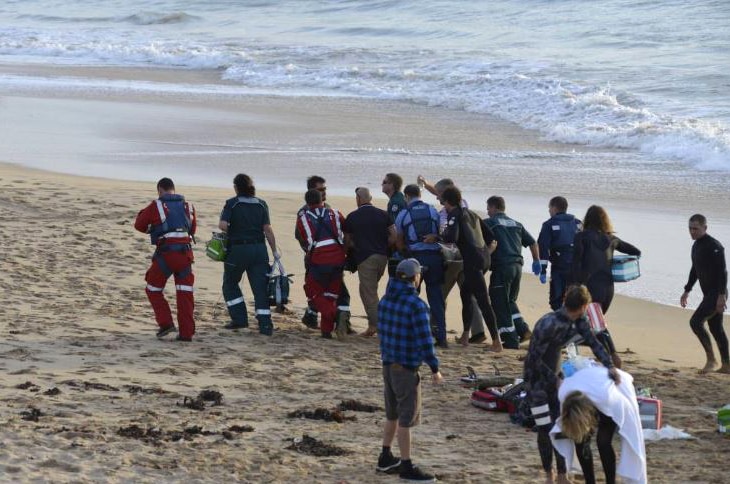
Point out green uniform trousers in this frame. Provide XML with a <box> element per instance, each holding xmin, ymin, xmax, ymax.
<box><xmin>489</xmin><ymin>263</ymin><xmax>530</xmax><ymax>349</ymax></box>
<box><xmin>222</xmin><ymin>243</ymin><xmax>272</xmax><ymax>334</ymax></box>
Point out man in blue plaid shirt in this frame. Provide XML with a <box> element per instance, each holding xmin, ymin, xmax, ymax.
<box><xmin>376</xmin><ymin>258</ymin><xmax>443</xmax><ymax>482</ymax></box>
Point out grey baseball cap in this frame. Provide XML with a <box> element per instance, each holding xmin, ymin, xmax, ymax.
<box><xmin>396</xmin><ymin>258</ymin><xmax>422</xmax><ymax>278</ymax></box>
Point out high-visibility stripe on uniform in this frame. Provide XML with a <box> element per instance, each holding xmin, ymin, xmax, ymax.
<box><xmin>154</xmin><ymin>200</ymin><xmax>167</xmax><ymax>223</ymax></box>
<box><xmin>313</xmin><ymin>238</ymin><xmax>337</xmax><ymax>248</ymax></box>
<box><xmin>256</xmin><ymin>309</ymin><xmax>271</xmax><ymax>315</ymax></box>
<box><xmin>301</xmin><ymin>207</ymin><xmax>344</xmax><ymax>251</ymax></box>
<box><xmin>323</xmin><ymin>292</ymin><xmax>338</xmax><ymax>299</ymax></box>
<box><xmin>540</xmin><ymin>259</ymin><xmax>549</xmax><ymax>265</ymax></box>
<box><xmin>300</xmin><ymin>212</ymin><xmax>315</xmax><ymax>250</ymax></box>
<box><xmin>531</xmin><ymin>404</ymin><xmax>550</xmax><ymax>415</ymax></box>
<box><xmin>332</xmin><ymin>208</ymin><xmax>344</xmax><ymax>245</ymax></box>
<box><xmin>337</xmin><ymin>305</ymin><xmax>350</xmax><ymax>311</ymax></box>
<box><xmin>161</xmin><ymin>232</ymin><xmax>189</xmax><ymax>238</ymax></box>
<box><xmin>146</xmin><ymin>284</ymin><xmax>164</xmax><ymax>292</ymax></box>
<box><xmin>511</xmin><ymin>313</ymin><xmax>522</xmax><ymax>321</ymax></box>
<box><xmin>534</xmin><ymin>416</ymin><xmax>552</xmax><ymax>426</ymax></box>
<box><xmin>175</xmin><ymin>285</ymin><xmax>194</xmax><ymax>292</ymax></box>
<box><xmin>498</xmin><ymin>326</ymin><xmax>516</xmax><ymax>333</ymax></box>
<box><xmin>226</xmin><ymin>297</ymin><xmax>244</xmax><ymax>307</ymax></box>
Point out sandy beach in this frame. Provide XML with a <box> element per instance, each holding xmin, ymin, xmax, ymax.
<box><xmin>2</xmin><ymin>1</ymin><xmax>730</xmax><ymax>481</ymax></box>
<box><xmin>1</xmin><ymin>160</ymin><xmax>729</xmax><ymax>483</ymax></box>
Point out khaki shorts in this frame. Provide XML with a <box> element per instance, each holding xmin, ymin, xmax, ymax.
<box><xmin>383</xmin><ymin>363</ymin><xmax>421</xmax><ymax>428</ymax></box>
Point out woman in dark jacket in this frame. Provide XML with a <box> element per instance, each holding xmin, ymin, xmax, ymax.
<box><xmin>573</xmin><ymin>205</ymin><xmax>641</xmax><ymax>365</ymax></box>
<box><xmin>573</xmin><ymin>205</ymin><xmax>641</xmax><ymax>313</ymax></box>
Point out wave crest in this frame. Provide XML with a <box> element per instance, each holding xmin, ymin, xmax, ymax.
<box><xmin>122</xmin><ymin>12</ymin><xmax>198</xmax><ymax>25</ymax></box>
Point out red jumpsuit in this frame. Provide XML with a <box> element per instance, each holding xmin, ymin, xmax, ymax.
<box><xmin>134</xmin><ymin>197</ymin><xmax>197</xmax><ymax>339</ymax></box>
<box><xmin>296</xmin><ymin>204</ymin><xmax>346</xmax><ymax>333</ymax></box>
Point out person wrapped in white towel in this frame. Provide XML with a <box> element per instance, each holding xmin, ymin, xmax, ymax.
<box><xmin>551</xmin><ymin>365</ymin><xmax>647</xmax><ymax>484</ymax></box>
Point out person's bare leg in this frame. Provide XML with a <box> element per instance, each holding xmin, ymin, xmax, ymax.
<box><xmin>457</xmin><ymin>332</ymin><xmax>469</xmax><ymax>346</ymax></box>
<box><xmin>487</xmin><ymin>340</ymin><xmax>503</xmax><ymax>352</ymax></box>
<box><xmin>383</xmin><ymin>419</ymin><xmax>398</xmax><ymax>447</ymax></box>
<box><xmin>717</xmin><ymin>363</ymin><xmax>730</xmax><ymax>374</ymax></box>
<box><xmin>699</xmin><ymin>349</ymin><xmax>718</xmax><ymax>374</ymax></box>
<box><xmin>542</xmin><ymin>470</ymin><xmax>555</xmax><ymax>484</ymax></box>
<box><xmin>556</xmin><ymin>472</ymin><xmax>572</xmax><ymax>484</ymax></box>
<box><xmin>396</xmin><ymin>426</ymin><xmax>411</xmax><ymax>461</ymax></box>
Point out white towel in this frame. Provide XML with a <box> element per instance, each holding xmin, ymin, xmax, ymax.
<box><xmin>550</xmin><ymin>365</ymin><xmax>647</xmax><ymax>484</ymax></box>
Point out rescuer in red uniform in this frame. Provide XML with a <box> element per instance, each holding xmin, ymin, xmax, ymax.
<box><xmin>134</xmin><ymin>178</ymin><xmax>197</xmax><ymax>341</ymax></box>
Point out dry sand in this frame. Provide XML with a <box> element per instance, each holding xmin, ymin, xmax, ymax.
<box><xmin>1</xmin><ymin>162</ymin><xmax>729</xmax><ymax>483</ymax></box>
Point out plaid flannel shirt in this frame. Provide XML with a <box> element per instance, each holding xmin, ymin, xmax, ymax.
<box><xmin>378</xmin><ymin>279</ymin><xmax>439</xmax><ymax>373</ymax></box>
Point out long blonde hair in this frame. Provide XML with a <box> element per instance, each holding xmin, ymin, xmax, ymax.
<box><xmin>561</xmin><ymin>391</ymin><xmax>598</xmax><ymax>442</ymax></box>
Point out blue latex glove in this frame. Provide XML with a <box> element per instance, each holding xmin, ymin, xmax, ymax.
<box><xmin>539</xmin><ymin>273</ymin><xmax>547</xmax><ymax>284</ymax></box>
<box><xmin>531</xmin><ymin>260</ymin><xmax>541</xmax><ymax>276</ymax></box>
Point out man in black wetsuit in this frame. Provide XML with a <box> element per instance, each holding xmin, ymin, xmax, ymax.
<box><xmin>523</xmin><ymin>285</ymin><xmax>618</xmax><ymax>484</ymax></box>
<box><xmin>680</xmin><ymin>213</ymin><xmax>729</xmax><ymax>374</ymax></box>
<box><xmin>440</xmin><ymin>187</ymin><xmax>502</xmax><ymax>351</ymax></box>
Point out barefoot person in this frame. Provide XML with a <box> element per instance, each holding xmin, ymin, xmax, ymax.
<box><xmin>440</xmin><ymin>186</ymin><xmax>502</xmax><ymax>352</ymax></box>
<box><xmin>376</xmin><ymin>258</ymin><xmax>443</xmax><ymax>482</ymax></box>
<box><xmin>680</xmin><ymin>214</ymin><xmax>729</xmax><ymax>374</ymax></box>
<box><xmin>523</xmin><ymin>285</ymin><xmax>618</xmax><ymax>484</ymax></box>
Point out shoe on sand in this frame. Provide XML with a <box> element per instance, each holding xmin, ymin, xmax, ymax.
<box><xmin>400</xmin><ymin>465</ymin><xmax>436</xmax><ymax>482</ymax></box>
<box><xmin>468</xmin><ymin>332</ymin><xmax>486</xmax><ymax>344</ymax></box>
<box><xmin>156</xmin><ymin>324</ymin><xmax>176</xmax><ymax>339</ymax></box>
<box><xmin>376</xmin><ymin>452</ymin><xmax>401</xmax><ymax>473</ymax></box>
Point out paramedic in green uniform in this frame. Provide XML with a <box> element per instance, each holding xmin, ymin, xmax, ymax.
<box><xmin>485</xmin><ymin>196</ymin><xmax>541</xmax><ymax>349</ymax></box>
<box><xmin>219</xmin><ymin>173</ymin><xmax>280</xmax><ymax>335</ymax></box>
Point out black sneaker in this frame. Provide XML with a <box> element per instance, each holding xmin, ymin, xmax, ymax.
<box><xmin>302</xmin><ymin>310</ymin><xmax>319</xmax><ymax>329</ymax></box>
<box><xmin>156</xmin><ymin>324</ymin><xmax>176</xmax><ymax>339</ymax></box>
<box><xmin>321</xmin><ymin>331</ymin><xmax>332</xmax><ymax>339</ymax></box>
<box><xmin>224</xmin><ymin>322</ymin><xmax>248</xmax><ymax>330</ymax></box>
<box><xmin>435</xmin><ymin>339</ymin><xmax>448</xmax><ymax>349</ymax></box>
<box><xmin>376</xmin><ymin>453</ymin><xmax>401</xmax><ymax>473</ymax></box>
<box><xmin>400</xmin><ymin>465</ymin><xmax>436</xmax><ymax>482</ymax></box>
<box><xmin>468</xmin><ymin>332</ymin><xmax>486</xmax><ymax>344</ymax></box>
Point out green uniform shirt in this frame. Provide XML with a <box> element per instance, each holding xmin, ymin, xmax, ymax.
<box><xmin>485</xmin><ymin>212</ymin><xmax>535</xmax><ymax>267</ymax></box>
<box><xmin>221</xmin><ymin>196</ymin><xmax>270</xmax><ymax>243</ymax></box>
<box><xmin>387</xmin><ymin>191</ymin><xmax>407</xmax><ymax>225</ymax></box>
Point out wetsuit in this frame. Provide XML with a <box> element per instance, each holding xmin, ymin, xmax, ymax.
<box><xmin>684</xmin><ymin>234</ymin><xmax>729</xmax><ymax>364</ymax></box>
<box><xmin>538</xmin><ymin>212</ymin><xmax>581</xmax><ymax>310</ymax></box>
<box><xmin>441</xmin><ymin>206</ymin><xmax>499</xmax><ymax>342</ymax></box>
<box><xmin>523</xmin><ymin>308</ymin><xmax>614</xmax><ymax>476</ymax></box>
<box><xmin>572</xmin><ymin>230</ymin><xmax>641</xmax><ymax>314</ymax></box>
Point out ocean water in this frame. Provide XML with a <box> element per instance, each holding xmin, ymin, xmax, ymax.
<box><xmin>1</xmin><ymin>0</ymin><xmax>729</xmax><ymax>171</ymax></box>
<box><xmin>1</xmin><ymin>0</ymin><xmax>729</xmax><ymax>310</ymax></box>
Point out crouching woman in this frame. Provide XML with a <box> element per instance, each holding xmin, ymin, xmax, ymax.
<box><xmin>551</xmin><ymin>365</ymin><xmax>647</xmax><ymax>484</ymax></box>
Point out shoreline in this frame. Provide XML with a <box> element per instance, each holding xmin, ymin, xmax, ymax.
<box><xmin>0</xmin><ymin>161</ymin><xmax>721</xmax><ymax>369</ymax></box>
<box><xmin>2</xmin><ymin>65</ymin><xmax>729</xmax><ymax>310</ymax></box>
